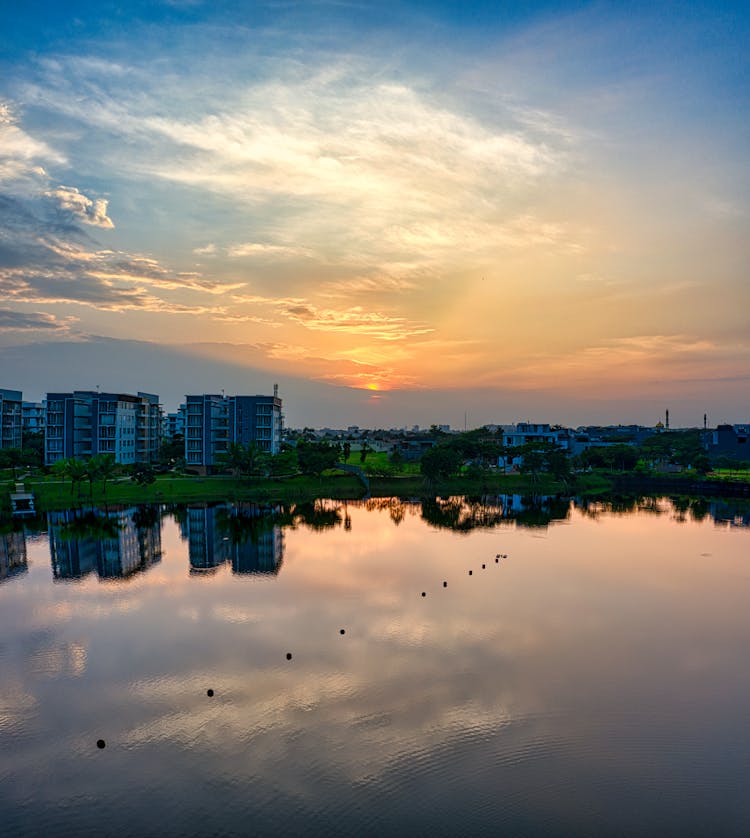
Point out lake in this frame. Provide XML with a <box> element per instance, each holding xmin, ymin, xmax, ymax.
<box><xmin>1</xmin><ymin>495</ymin><xmax>749</xmax><ymax>836</ymax></box>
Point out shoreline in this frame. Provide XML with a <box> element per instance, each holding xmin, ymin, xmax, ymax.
<box><xmin>4</xmin><ymin>470</ymin><xmax>750</xmax><ymax>515</ymax></box>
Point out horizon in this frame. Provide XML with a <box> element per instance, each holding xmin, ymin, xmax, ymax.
<box><xmin>1</xmin><ymin>2</ymin><xmax>748</xmax><ymax>425</ymax></box>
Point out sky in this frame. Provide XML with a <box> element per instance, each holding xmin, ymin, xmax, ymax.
<box><xmin>1</xmin><ymin>1</ymin><xmax>748</xmax><ymax>427</ymax></box>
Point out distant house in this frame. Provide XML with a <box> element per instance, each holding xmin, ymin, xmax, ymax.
<box><xmin>703</xmin><ymin>424</ymin><xmax>750</xmax><ymax>462</ymax></box>
<box><xmin>394</xmin><ymin>437</ymin><xmax>437</xmax><ymax>462</ymax></box>
<box><xmin>0</xmin><ymin>389</ymin><xmax>23</xmax><ymax>451</ymax></box>
<box><xmin>45</xmin><ymin>390</ymin><xmax>162</xmax><ymax>465</ymax></box>
<box><xmin>498</xmin><ymin>422</ymin><xmax>571</xmax><ymax>469</ymax></box>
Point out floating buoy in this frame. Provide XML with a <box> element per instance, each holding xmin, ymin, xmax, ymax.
<box><xmin>207</xmin><ymin>688</ymin><xmax>214</xmax><ymax>697</ymax></box>
<box><xmin>496</xmin><ymin>554</ymin><xmax>500</xmax><ymax>558</ymax></box>
<box><xmin>421</xmin><ymin>591</ymin><xmax>426</xmax><ymax>597</ymax></box>
<box><xmin>482</xmin><ymin>563</ymin><xmax>486</xmax><ymax>569</ymax></box>
<box><xmin>340</xmin><ymin>629</ymin><xmax>346</xmax><ymax>635</ymax></box>
<box><xmin>443</xmin><ymin>581</ymin><xmax>447</xmax><ymax>588</ymax></box>
<box><xmin>286</xmin><ymin>652</ymin><xmax>292</xmax><ymax>660</ymax></box>
<box><xmin>495</xmin><ymin>558</ymin><xmax>499</xmax><ymax>563</ymax></box>
<box><xmin>96</xmin><ymin>739</ymin><xmax>106</xmax><ymax>749</ymax></box>
<box><xmin>469</xmin><ymin>570</ymin><xmax>473</xmax><ymax>575</ymax></box>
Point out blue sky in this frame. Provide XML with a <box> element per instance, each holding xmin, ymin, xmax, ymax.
<box><xmin>1</xmin><ymin>1</ymin><xmax>748</xmax><ymax>425</ymax></box>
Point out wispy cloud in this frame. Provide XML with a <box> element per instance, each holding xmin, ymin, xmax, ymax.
<box><xmin>17</xmin><ymin>56</ymin><xmax>577</xmax><ymax>278</ymax></box>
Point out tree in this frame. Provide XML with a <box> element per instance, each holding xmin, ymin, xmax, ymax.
<box><xmin>420</xmin><ymin>445</ymin><xmax>463</xmax><ymax>483</ymax></box>
<box><xmin>359</xmin><ymin>442</ymin><xmax>371</xmax><ymax>464</ymax></box>
<box><xmin>217</xmin><ymin>442</ymin><xmax>270</xmax><ymax>478</ymax></box>
<box><xmin>218</xmin><ymin>442</ymin><xmax>249</xmax><ymax>477</ymax></box>
<box><xmin>270</xmin><ymin>448</ymin><xmax>298</xmax><ymax>477</ymax></box>
<box><xmin>66</xmin><ymin>458</ymin><xmax>88</xmax><ymax>497</ymax></box>
<box><xmin>0</xmin><ymin>447</ymin><xmax>24</xmax><ymax>478</ymax></box>
<box><xmin>21</xmin><ymin>431</ymin><xmax>44</xmax><ymax>468</ymax></box>
<box><xmin>296</xmin><ymin>440</ymin><xmax>341</xmax><ymax>478</ymax></box>
<box><xmin>51</xmin><ymin>458</ymin><xmax>71</xmax><ymax>492</ymax></box>
<box><xmin>159</xmin><ymin>434</ymin><xmax>184</xmax><ymax>465</ymax></box>
<box><xmin>342</xmin><ymin>441</ymin><xmax>351</xmax><ymax>463</ymax></box>
<box><xmin>90</xmin><ymin>453</ymin><xmax>117</xmax><ymax>496</ymax></box>
<box><xmin>131</xmin><ymin>463</ymin><xmax>156</xmax><ymax>486</ymax></box>
<box><xmin>244</xmin><ymin>442</ymin><xmax>270</xmax><ymax>478</ymax></box>
<box><xmin>518</xmin><ymin>447</ymin><xmax>544</xmax><ymax>488</ymax></box>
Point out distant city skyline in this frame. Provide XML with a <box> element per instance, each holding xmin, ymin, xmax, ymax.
<box><xmin>1</xmin><ymin>2</ymin><xmax>748</xmax><ymax>425</ymax></box>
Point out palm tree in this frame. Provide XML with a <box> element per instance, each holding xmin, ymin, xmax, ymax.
<box><xmin>51</xmin><ymin>458</ymin><xmax>71</xmax><ymax>493</ymax></box>
<box><xmin>66</xmin><ymin>458</ymin><xmax>88</xmax><ymax>498</ymax></box>
<box><xmin>91</xmin><ymin>453</ymin><xmax>117</xmax><ymax>497</ymax></box>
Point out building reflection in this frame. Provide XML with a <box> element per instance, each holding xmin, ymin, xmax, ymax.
<box><xmin>0</xmin><ymin>529</ymin><xmax>28</xmax><ymax>582</ymax></box>
<box><xmin>186</xmin><ymin>506</ymin><xmax>230</xmax><ymax>573</ymax></box>
<box><xmin>231</xmin><ymin>528</ymin><xmax>284</xmax><ymax>575</ymax></box>
<box><xmin>185</xmin><ymin>504</ymin><xmax>284</xmax><ymax>575</ymax></box>
<box><xmin>709</xmin><ymin>500</ymin><xmax>750</xmax><ymax>529</ymax></box>
<box><xmin>48</xmin><ymin>507</ymin><xmax>162</xmax><ymax>581</ymax></box>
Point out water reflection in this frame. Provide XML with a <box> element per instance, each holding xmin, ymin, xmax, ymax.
<box><xmin>0</xmin><ymin>529</ymin><xmax>27</xmax><ymax>582</ymax></box>
<box><xmin>48</xmin><ymin>507</ymin><xmax>162</xmax><ymax>581</ymax></box>
<box><xmin>183</xmin><ymin>504</ymin><xmax>284</xmax><ymax>575</ymax></box>
<box><xmin>576</xmin><ymin>494</ymin><xmax>750</xmax><ymax>529</ymax></box>
<box><xmin>0</xmin><ymin>493</ymin><xmax>748</xmax><ymax>587</ymax></box>
<box><xmin>1</xmin><ymin>494</ymin><xmax>750</xmax><ymax>836</ymax></box>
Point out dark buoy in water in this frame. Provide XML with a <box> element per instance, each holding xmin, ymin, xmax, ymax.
<box><xmin>469</xmin><ymin>570</ymin><xmax>473</xmax><ymax>575</ymax></box>
<box><xmin>96</xmin><ymin>739</ymin><xmax>106</xmax><ymax>749</ymax></box>
<box><xmin>207</xmin><ymin>688</ymin><xmax>214</xmax><ymax>697</ymax></box>
<box><xmin>286</xmin><ymin>652</ymin><xmax>292</xmax><ymax>660</ymax></box>
<box><xmin>340</xmin><ymin>629</ymin><xmax>346</xmax><ymax>635</ymax></box>
<box><xmin>496</xmin><ymin>554</ymin><xmax>500</xmax><ymax>558</ymax></box>
<box><xmin>443</xmin><ymin>581</ymin><xmax>447</xmax><ymax>588</ymax></box>
<box><xmin>482</xmin><ymin>563</ymin><xmax>486</xmax><ymax>569</ymax></box>
<box><xmin>495</xmin><ymin>557</ymin><xmax>499</xmax><ymax>563</ymax></box>
<box><xmin>421</xmin><ymin>591</ymin><xmax>426</xmax><ymax>597</ymax></box>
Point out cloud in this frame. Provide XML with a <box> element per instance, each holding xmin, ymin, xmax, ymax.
<box><xmin>45</xmin><ymin>185</ymin><xmax>114</xmax><ymax>229</ymax></box>
<box><xmin>0</xmin><ymin>267</ymin><xmax>229</xmax><ymax>315</ymax></box>
<box><xmin>283</xmin><ymin>303</ymin><xmax>433</xmax><ymax>341</ymax></box>
<box><xmin>17</xmin><ymin>56</ymin><xmax>576</xmax><ymax>279</ymax></box>
<box><xmin>226</xmin><ymin>242</ymin><xmax>313</xmax><ymax>259</ymax></box>
<box><xmin>0</xmin><ymin>101</ymin><xmax>65</xmax><ymax>183</ymax></box>
<box><xmin>0</xmin><ymin>106</ymin><xmax>243</xmax><ymax>318</ymax></box>
<box><xmin>0</xmin><ymin>308</ymin><xmax>76</xmax><ymax>332</ymax></box>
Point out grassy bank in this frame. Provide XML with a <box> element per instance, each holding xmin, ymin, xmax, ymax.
<box><xmin>6</xmin><ymin>473</ymin><xmax>365</xmax><ymax>512</ymax></box>
<box><xmin>2</xmin><ymin>469</ymin><xmax>615</xmax><ymax>513</ymax></box>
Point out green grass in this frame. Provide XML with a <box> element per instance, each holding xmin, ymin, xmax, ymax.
<box><xmin>346</xmin><ymin>450</ymin><xmax>421</xmax><ymax>476</ymax></box>
<box><xmin>708</xmin><ymin>469</ymin><xmax>750</xmax><ymax>483</ymax></box>
<box><xmin>23</xmin><ymin>473</ymin><xmax>365</xmax><ymax>511</ymax></box>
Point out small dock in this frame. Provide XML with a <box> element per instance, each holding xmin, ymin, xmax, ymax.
<box><xmin>9</xmin><ymin>483</ymin><xmax>36</xmax><ymax>517</ymax></box>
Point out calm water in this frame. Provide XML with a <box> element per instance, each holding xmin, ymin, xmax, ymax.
<box><xmin>1</xmin><ymin>495</ymin><xmax>749</xmax><ymax>837</ymax></box>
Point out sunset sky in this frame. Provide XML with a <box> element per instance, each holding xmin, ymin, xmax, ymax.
<box><xmin>1</xmin><ymin>1</ymin><xmax>748</xmax><ymax>427</ymax></box>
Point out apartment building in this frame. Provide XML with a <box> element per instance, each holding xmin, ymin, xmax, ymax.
<box><xmin>0</xmin><ymin>389</ymin><xmax>23</xmax><ymax>451</ymax></box>
<box><xmin>45</xmin><ymin>390</ymin><xmax>162</xmax><ymax>465</ymax></box>
<box><xmin>184</xmin><ymin>389</ymin><xmax>283</xmax><ymax>469</ymax></box>
<box><xmin>22</xmin><ymin>401</ymin><xmax>46</xmax><ymax>434</ymax></box>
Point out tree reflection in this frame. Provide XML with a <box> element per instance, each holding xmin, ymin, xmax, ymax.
<box><xmin>420</xmin><ymin>495</ymin><xmax>570</xmax><ymax>532</ymax></box>
<box><xmin>289</xmin><ymin>501</ymin><xmax>343</xmax><ymax>531</ymax></box>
